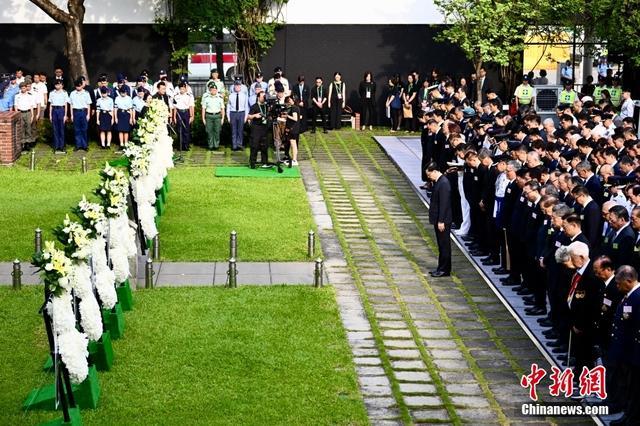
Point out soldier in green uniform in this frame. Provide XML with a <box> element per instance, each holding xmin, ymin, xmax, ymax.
<box><xmin>201</xmin><ymin>83</ymin><xmax>225</xmax><ymax>150</ymax></box>
<box><xmin>558</xmin><ymin>81</ymin><xmax>577</xmax><ymax>108</ymax></box>
<box><xmin>514</xmin><ymin>75</ymin><xmax>535</xmax><ymax>116</ymax></box>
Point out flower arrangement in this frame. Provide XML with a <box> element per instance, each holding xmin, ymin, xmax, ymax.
<box><xmin>32</xmin><ymin>240</ymin><xmax>72</xmax><ymax>296</ymax></box>
<box><xmin>123</xmin><ymin>144</ymin><xmax>151</xmax><ymax>178</ymax></box>
<box><xmin>53</xmin><ymin>215</ymin><xmax>94</xmax><ymax>261</ymax></box>
<box><xmin>73</xmin><ymin>196</ymin><xmax>107</xmax><ymax>237</ymax></box>
<box><xmin>95</xmin><ymin>164</ymin><xmax>129</xmax><ymax>219</ymax></box>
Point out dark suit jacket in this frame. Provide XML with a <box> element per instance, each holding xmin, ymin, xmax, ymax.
<box><xmin>603</xmin><ymin>225</ymin><xmax>636</xmax><ymax>268</ymax></box>
<box><xmin>579</xmin><ymin>200</ymin><xmax>602</xmax><ymax>248</ymax></box>
<box><xmin>569</xmin><ymin>261</ymin><xmax>603</xmax><ymax>335</ymax></box>
<box><xmin>293</xmin><ymin>83</ymin><xmax>309</xmax><ymax>107</ymax></box>
<box><xmin>429</xmin><ymin>175</ymin><xmax>452</xmax><ymax>225</ymax></box>
<box><xmin>584</xmin><ymin>175</ymin><xmax>604</xmax><ymax>205</ymax></box>
<box><xmin>596</xmin><ymin>278</ymin><xmax>625</xmax><ymax>350</ymax></box>
<box><xmin>609</xmin><ymin>287</ymin><xmax>640</xmax><ymax>365</ymax></box>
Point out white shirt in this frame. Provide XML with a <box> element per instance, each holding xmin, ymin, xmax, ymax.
<box><xmin>14</xmin><ymin>91</ymin><xmax>36</xmax><ymax>111</ymax></box>
<box><xmin>33</xmin><ymin>82</ymin><xmax>48</xmax><ymax>106</ymax></box>
<box><xmin>620</xmin><ymin>98</ymin><xmax>635</xmax><ymax>120</ymax></box>
<box><xmin>173</xmin><ymin>92</ymin><xmax>194</xmax><ymax>110</ymax></box>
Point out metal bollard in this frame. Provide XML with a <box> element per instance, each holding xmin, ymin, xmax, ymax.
<box><xmin>228</xmin><ymin>258</ymin><xmax>237</xmax><ymax>288</ymax></box>
<box><xmin>152</xmin><ymin>234</ymin><xmax>160</xmax><ymax>260</ymax></box>
<box><xmin>29</xmin><ymin>150</ymin><xmax>36</xmax><ymax>171</ymax></box>
<box><xmin>145</xmin><ymin>258</ymin><xmax>154</xmax><ymax>289</ymax></box>
<box><xmin>81</xmin><ymin>157</ymin><xmax>88</xmax><ymax>173</ymax></box>
<box><xmin>34</xmin><ymin>228</ymin><xmax>42</xmax><ymax>254</ymax></box>
<box><xmin>229</xmin><ymin>231</ymin><xmax>237</xmax><ymax>259</ymax></box>
<box><xmin>314</xmin><ymin>258</ymin><xmax>324</xmax><ymax>288</ymax></box>
<box><xmin>12</xmin><ymin>259</ymin><xmax>22</xmax><ymax>290</ymax></box>
<box><xmin>307</xmin><ymin>230</ymin><xmax>315</xmax><ymax>257</ymax></box>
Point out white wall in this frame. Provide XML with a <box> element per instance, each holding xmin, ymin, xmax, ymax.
<box><xmin>0</xmin><ymin>0</ymin><xmax>161</xmax><ymax>24</ymax></box>
<box><xmin>282</xmin><ymin>0</ymin><xmax>444</xmax><ymax>24</ymax></box>
<box><xmin>1</xmin><ymin>0</ymin><xmax>444</xmax><ymax>25</ymax></box>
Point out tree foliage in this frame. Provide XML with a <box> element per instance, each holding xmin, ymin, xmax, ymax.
<box><xmin>592</xmin><ymin>0</ymin><xmax>640</xmax><ymax>66</ymax></box>
<box><xmin>434</xmin><ymin>0</ymin><xmax>539</xmax><ymax>100</ymax></box>
<box><xmin>154</xmin><ymin>0</ymin><xmax>287</xmax><ymax>83</ymax></box>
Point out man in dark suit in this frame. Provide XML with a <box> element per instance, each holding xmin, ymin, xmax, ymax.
<box><xmin>565</xmin><ymin>241</ymin><xmax>603</xmax><ymax>373</ymax></box>
<box><xmin>593</xmin><ymin>256</ymin><xmax>625</xmax><ymax>356</ymax></box>
<box><xmin>293</xmin><ymin>75</ymin><xmax>309</xmax><ymax>133</ymax></box>
<box><xmin>571</xmin><ymin>185</ymin><xmax>602</xmax><ymax>248</ymax></box>
<box><xmin>426</xmin><ymin>162</ymin><xmax>452</xmax><ymax>277</ymax></box>
<box><xmin>603</xmin><ymin>205</ymin><xmax>636</xmax><ymax>268</ymax></box>
<box><xmin>607</xmin><ymin>266</ymin><xmax>640</xmax><ymax>423</ymax></box>
<box><xmin>576</xmin><ymin>161</ymin><xmax>604</xmax><ymax>205</ymax></box>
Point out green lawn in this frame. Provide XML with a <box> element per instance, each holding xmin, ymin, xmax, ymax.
<box><xmin>0</xmin><ymin>167</ymin><xmax>98</xmax><ymax>261</ymax></box>
<box><xmin>158</xmin><ymin>167</ymin><xmax>317</xmax><ymax>261</ymax></box>
<box><xmin>0</xmin><ymin>286</ymin><xmax>367</xmax><ymax>425</ymax></box>
<box><xmin>0</xmin><ymin>165</ymin><xmax>316</xmax><ymax>262</ymax></box>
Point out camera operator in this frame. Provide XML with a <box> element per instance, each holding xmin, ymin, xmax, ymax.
<box><xmin>247</xmin><ymin>91</ymin><xmax>269</xmax><ymax>168</ymax></box>
<box><xmin>284</xmin><ymin>95</ymin><xmax>300</xmax><ymax>166</ymax></box>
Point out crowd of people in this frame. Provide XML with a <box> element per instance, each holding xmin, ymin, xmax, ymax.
<box><xmin>418</xmin><ymin>68</ymin><xmax>639</xmax><ymax>423</ymax></box>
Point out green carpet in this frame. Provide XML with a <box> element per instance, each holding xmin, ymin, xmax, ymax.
<box><xmin>215</xmin><ymin>166</ymin><xmax>301</xmax><ymax>178</ymax></box>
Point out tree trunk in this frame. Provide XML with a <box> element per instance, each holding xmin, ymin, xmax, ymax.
<box><xmin>475</xmin><ymin>59</ymin><xmax>483</xmax><ymax>103</ymax></box>
<box><xmin>63</xmin><ymin>20</ymin><xmax>88</xmax><ymax>81</ymax></box>
<box><xmin>215</xmin><ymin>30</ymin><xmax>225</xmax><ymax>82</ymax></box>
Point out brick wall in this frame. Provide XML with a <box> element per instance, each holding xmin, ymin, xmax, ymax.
<box><xmin>0</xmin><ymin>111</ymin><xmax>22</xmax><ymax>165</ymax></box>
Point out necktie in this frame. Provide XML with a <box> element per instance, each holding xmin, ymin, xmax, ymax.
<box><xmin>567</xmin><ymin>272</ymin><xmax>581</xmax><ymax>306</ymax></box>
<box><xmin>235</xmin><ymin>94</ymin><xmax>239</xmax><ymax>111</ymax></box>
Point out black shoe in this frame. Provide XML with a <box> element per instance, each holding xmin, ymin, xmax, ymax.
<box><xmin>551</xmin><ymin>345</ymin><xmax>568</xmax><ymax>354</ymax></box>
<box><xmin>523</xmin><ymin>299</ymin><xmax>537</xmax><ymax>307</ymax></box>
<box><xmin>542</xmin><ymin>331</ymin><xmax>559</xmax><ymax>340</ymax></box>
<box><xmin>539</xmin><ymin>320</ymin><xmax>554</xmax><ymax>328</ymax></box>
<box><xmin>323</xmin><ymin>129</ymin><xmax>328</xmax><ymax>134</ymax></box>
<box><xmin>546</xmin><ymin>339</ymin><xmax>566</xmax><ymax>348</ymax></box>
<box><xmin>470</xmin><ymin>250</ymin><xmax>488</xmax><ymax>257</ymax></box>
<box><xmin>481</xmin><ymin>256</ymin><xmax>493</xmax><ymax>263</ymax></box>
<box><xmin>557</xmin><ymin>354</ymin><xmax>568</xmax><ymax>362</ymax></box>
<box><xmin>466</xmin><ymin>242</ymin><xmax>480</xmax><ymax>249</ymax></box>
<box><xmin>525</xmin><ymin>307</ymin><xmax>546</xmax><ymax>316</ymax></box>
<box><xmin>492</xmin><ymin>266</ymin><xmax>507</xmax><ymax>273</ymax></box>
<box><xmin>430</xmin><ymin>270</ymin><xmax>450</xmax><ymax>277</ymax></box>
<box><xmin>310</xmin><ymin>129</ymin><xmax>316</xmax><ymax>134</ymax></box>
<box><xmin>499</xmin><ymin>276</ymin><xmax>516</xmax><ymax>283</ymax></box>
<box><xmin>461</xmin><ymin>235</ymin><xmax>475</xmax><ymax>242</ymax></box>
<box><xmin>516</xmin><ymin>288</ymin><xmax>533</xmax><ymax>296</ymax></box>
<box><xmin>482</xmin><ymin>259</ymin><xmax>500</xmax><ymax>266</ymax></box>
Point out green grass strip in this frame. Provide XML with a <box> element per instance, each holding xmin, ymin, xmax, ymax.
<box><xmin>351</xmin><ymin>134</ymin><xmax>527</xmax><ymax>379</ymax></box>
<box><xmin>306</xmin><ymin>132</ymin><xmax>460</xmax><ymax>424</ymax></box>
<box><xmin>331</xmin><ymin>130</ymin><xmax>508</xmax><ymax>423</ymax></box>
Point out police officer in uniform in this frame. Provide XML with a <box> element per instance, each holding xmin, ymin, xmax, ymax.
<box><xmin>558</xmin><ymin>81</ymin><xmax>577</xmax><ymax>108</ymax></box>
<box><xmin>514</xmin><ymin>75</ymin><xmax>535</xmax><ymax>116</ymax></box>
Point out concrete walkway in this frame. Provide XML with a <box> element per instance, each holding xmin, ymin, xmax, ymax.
<box><xmin>0</xmin><ymin>261</ymin><xmax>324</xmax><ymax>287</ymax></box>
<box><xmin>299</xmin><ymin>131</ymin><xmax>590</xmax><ymax>425</ymax></box>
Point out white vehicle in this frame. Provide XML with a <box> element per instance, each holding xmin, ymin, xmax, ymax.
<box><xmin>187</xmin><ymin>45</ymin><xmax>237</xmax><ymax>81</ymax></box>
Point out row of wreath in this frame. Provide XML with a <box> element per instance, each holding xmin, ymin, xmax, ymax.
<box><xmin>32</xmin><ymin>99</ymin><xmax>174</xmax><ymax>384</ymax></box>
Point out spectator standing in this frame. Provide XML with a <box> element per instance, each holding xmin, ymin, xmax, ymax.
<box><xmin>310</xmin><ymin>77</ymin><xmax>328</xmax><ymax>134</ymax></box>
<box><xmin>328</xmin><ymin>72</ymin><xmax>346</xmax><ymax>130</ymax></box>
<box><xmin>359</xmin><ymin>71</ymin><xmax>376</xmax><ymax>131</ymax></box>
